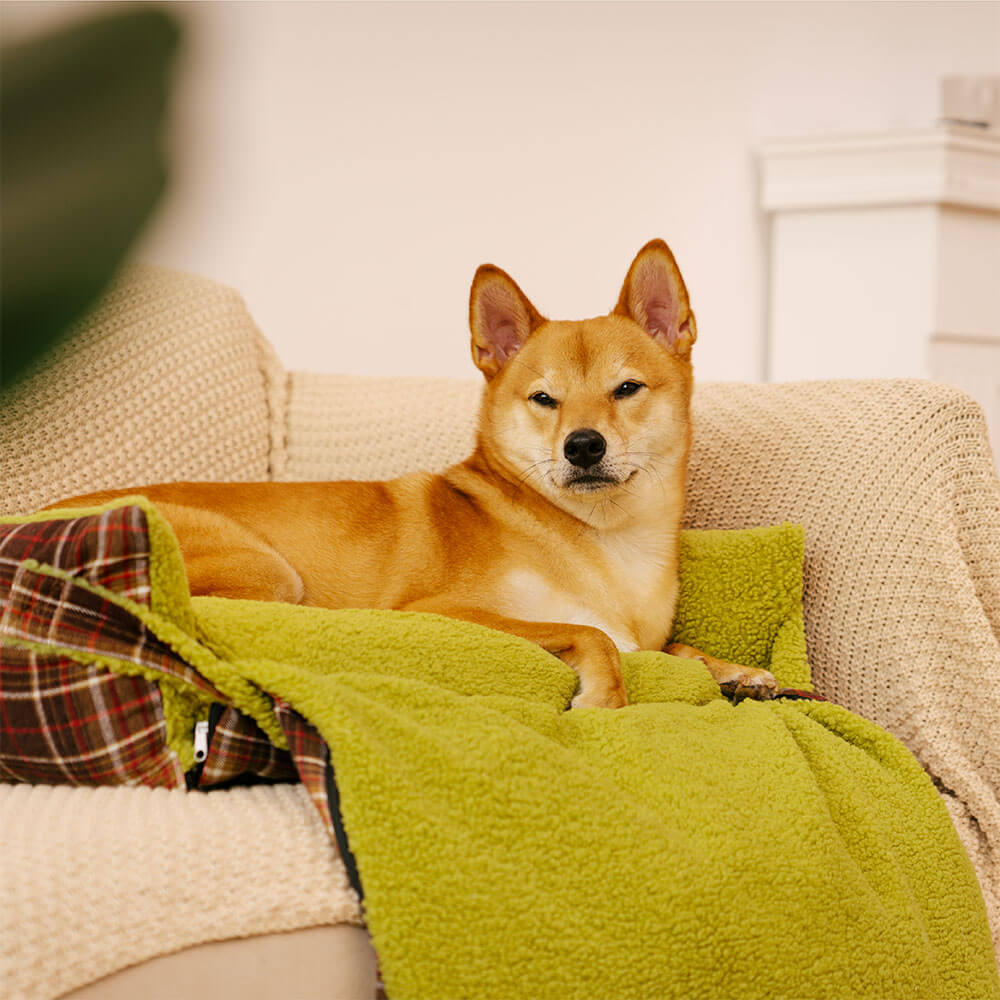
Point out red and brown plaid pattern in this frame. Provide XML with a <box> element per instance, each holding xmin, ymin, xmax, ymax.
<box><xmin>0</xmin><ymin>645</ymin><xmax>185</xmax><ymax>786</ymax></box>
<box><xmin>0</xmin><ymin>506</ymin><xmax>153</xmax><ymax>604</ymax></box>
<box><xmin>1</xmin><ymin>507</ymin><xmax>220</xmax><ymax>787</ymax></box>
<box><xmin>198</xmin><ymin>705</ymin><xmax>298</xmax><ymax>788</ymax></box>
<box><xmin>1</xmin><ymin>557</ymin><xmax>223</xmax><ymax>699</ymax></box>
<box><xmin>1</xmin><ymin>509</ymin><xmax>223</xmax><ymax>699</ymax></box>
<box><xmin>275</xmin><ymin>699</ymin><xmax>336</xmax><ymax>837</ymax></box>
<box><xmin>1</xmin><ymin>506</ymin><xmax>341</xmax><ymax>833</ymax></box>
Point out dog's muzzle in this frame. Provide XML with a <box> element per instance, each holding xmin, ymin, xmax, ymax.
<box><xmin>561</xmin><ymin>429</ymin><xmax>636</xmax><ymax>491</ymax></box>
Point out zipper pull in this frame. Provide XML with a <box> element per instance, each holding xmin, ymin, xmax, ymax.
<box><xmin>194</xmin><ymin>719</ymin><xmax>210</xmax><ymax>763</ymax></box>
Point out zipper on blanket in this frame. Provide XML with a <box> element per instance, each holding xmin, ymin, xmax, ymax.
<box><xmin>184</xmin><ymin>703</ymin><xmax>224</xmax><ymax>790</ymax></box>
<box><xmin>194</xmin><ymin>720</ymin><xmax>209</xmax><ymax>763</ymax></box>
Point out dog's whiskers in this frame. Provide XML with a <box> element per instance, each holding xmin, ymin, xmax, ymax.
<box><xmin>518</xmin><ymin>458</ymin><xmax>556</xmax><ymax>489</ymax></box>
<box><xmin>619</xmin><ymin>454</ymin><xmax>668</xmax><ymax>499</ymax></box>
<box><xmin>604</xmin><ymin>496</ymin><xmax>630</xmax><ymax>519</ymax></box>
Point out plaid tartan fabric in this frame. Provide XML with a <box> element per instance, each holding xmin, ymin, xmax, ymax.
<box><xmin>1</xmin><ymin>557</ymin><xmax>223</xmax><ymax>698</ymax></box>
<box><xmin>275</xmin><ymin>699</ymin><xmax>336</xmax><ymax>838</ymax></box>
<box><xmin>0</xmin><ymin>509</ymin><xmax>223</xmax><ymax>698</ymax></box>
<box><xmin>0</xmin><ymin>507</ymin><xmax>224</xmax><ymax>787</ymax></box>
<box><xmin>0</xmin><ymin>506</ymin><xmax>153</xmax><ymax>603</ymax></box>
<box><xmin>1</xmin><ymin>506</ymin><xmax>337</xmax><ymax>821</ymax></box>
<box><xmin>0</xmin><ymin>644</ymin><xmax>185</xmax><ymax>786</ymax></box>
<box><xmin>776</xmin><ymin>688</ymin><xmax>828</xmax><ymax>701</ymax></box>
<box><xmin>198</xmin><ymin>704</ymin><xmax>298</xmax><ymax>788</ymax></box>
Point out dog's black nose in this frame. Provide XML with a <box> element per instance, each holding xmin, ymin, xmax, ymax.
<box><xmin>564</xmin><ymin>428</ymin><xmax>607</xmax><ymax>468</ymax></box>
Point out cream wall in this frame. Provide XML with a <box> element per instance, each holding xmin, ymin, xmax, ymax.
<box><xmin>5</xmin><ymin>1</ymin><xmax>999</xmax><ymax>381</ymax></box>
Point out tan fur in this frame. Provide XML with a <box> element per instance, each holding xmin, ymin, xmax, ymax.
<box><xmin>50</xmin><ymin>240</ymin><xmax>777</xmax><ymax>708</ymax></box>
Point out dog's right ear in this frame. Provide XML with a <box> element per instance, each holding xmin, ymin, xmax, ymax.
<box><xmin>469</xmin><ymin>265</ymin><xmax>546</xmax><ymax>380</ymax></box>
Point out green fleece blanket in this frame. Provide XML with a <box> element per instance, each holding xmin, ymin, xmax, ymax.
<box><xmin>19</xmin><ymin>500</ymin><xmax>1000</xmax><ymax>999</ymax></box>
<box><xmin>201</xmin><ymin>606</ymin><xmax>998</xmax><ymax>1000</ymax></box>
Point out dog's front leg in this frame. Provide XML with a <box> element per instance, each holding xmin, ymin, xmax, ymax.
<box><xmin>664</xmin><ymin>642</ymin><xmax>778</xmax><ymax>701</ymax></box>
<box><xmin>403</xmin><ymin>600</ymin><xmax>628</xmax><ymax>709</ymax></box>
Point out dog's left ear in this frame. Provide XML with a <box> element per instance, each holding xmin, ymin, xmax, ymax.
<box><xmin>614</xmin><ymin>239</ymin><xmax>697</xmax><ymax>359</ymax></box>
<box><xmin>469</xmin><ymin>264</ymin><xmax>546</xmax><ymax>380</ymax></box>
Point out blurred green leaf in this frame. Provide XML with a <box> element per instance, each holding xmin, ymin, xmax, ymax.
<box><xmin>1</xmin><ymin>7</ymin><xmax>181</xmax><ymax>390</ymax></box>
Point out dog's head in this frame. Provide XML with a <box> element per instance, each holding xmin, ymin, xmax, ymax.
<box><xmin>469</xmin><ymin>239</ymin><xmax>697</xmax><ymax>527</ymax></box>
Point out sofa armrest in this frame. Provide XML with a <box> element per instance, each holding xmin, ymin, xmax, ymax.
<box><xmin>686</xmin><ymin>378</ymin><xmax>1000</xmax><ymax>915</ymax></box>
<box><xmin>0</xmin><ymin>265</ymin><xmax>287</xmax><ymax>515</ymax></box>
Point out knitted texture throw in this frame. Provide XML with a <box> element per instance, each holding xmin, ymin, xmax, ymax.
<box><xmin>0</xmin><ymin>264</ymin><xmax>286</xmax><ymax>516</ymax></box>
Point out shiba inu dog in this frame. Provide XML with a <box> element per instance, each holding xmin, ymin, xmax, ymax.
<box><xmin>53</xmin><ymin>240</ymin><xmax>778</xmax><ymax>708</ymax></box>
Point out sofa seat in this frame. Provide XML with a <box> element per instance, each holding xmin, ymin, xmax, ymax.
<box><xmin>1</xmin><ymin>782</ymin><xmax>365</xmax><ymax>1000</ymax></box>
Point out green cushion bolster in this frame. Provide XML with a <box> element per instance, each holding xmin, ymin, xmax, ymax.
<box><xmin>670</xmin><ymin>522</ymin><xmax>811</xmax><ymax>689</ymax></box>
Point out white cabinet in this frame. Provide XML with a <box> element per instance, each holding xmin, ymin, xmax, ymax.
<box><xmin>759</xmin><ymin>126</ymin><xmax>1000</xmax><ymax>466</ymax></box>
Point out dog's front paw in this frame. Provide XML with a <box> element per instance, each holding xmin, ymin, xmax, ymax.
<box><xmin>665</xmin><ymin>642</ymin><xmax>778</xmax><ymax>702</ymax></box>
<box><xmin>571</xmin><ymin>682</ymin><xmax>629</xmax><ymax>710</ymax></box>
<box><xmin>560</xmin><ymin>626</ymin><xmax>629</xmax><ymax>709</ymax></box>
<box><xmin>715</xmin><ymin>665</ymin><xmax>779</xmax><ymax>702</ymax></box>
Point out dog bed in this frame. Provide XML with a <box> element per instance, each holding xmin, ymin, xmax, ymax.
<box><xmin>2</xmin><ymin>499</ymin><xmax>996</xmax><ymax>999</ymax></box>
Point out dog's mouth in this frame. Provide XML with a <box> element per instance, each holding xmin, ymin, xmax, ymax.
<box><xmin>563</xmin><ymin>469</ymin><xmax>636</xmax><ymax>492</ymax></box>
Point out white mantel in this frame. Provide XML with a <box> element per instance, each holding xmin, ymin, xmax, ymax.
<box><xmin>758</xmin><ymin>125</ymin><xmax>1000</xmax><ymax>466</ymax></box>
<box><xmin>759</xmin><ymin>126</ymin><xmax>1000</xmax><ymax>214</ymax></box>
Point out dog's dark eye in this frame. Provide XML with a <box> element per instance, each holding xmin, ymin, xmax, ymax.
<box><xmin>613</xmin><ymin>380</ymin><xmax>644</xmax><ymax>399</ymax></box>
<box><xmin>530</xmin><ymin>391</ymin><xmax>558</xmax><ymax>408</ymax></box>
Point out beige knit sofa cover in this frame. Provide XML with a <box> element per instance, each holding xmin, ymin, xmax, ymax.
<box><xmin>2</xmin><ymin>266</ymin><xmax>998</xmax><ymax>999</ymax></box>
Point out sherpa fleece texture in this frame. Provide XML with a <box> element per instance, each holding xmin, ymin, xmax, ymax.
<box><xmin>672</xmin><ymin>522</ymin><xmax>811</xmax><ymax>689</ymax></box>
<box><xmin>202</xmin><ymin>603</ymin><xmax>998</xmax><ymax>1000</ymax></box>
<box><xmin>15</xmin><ymin>499</ymin><xmax>1000</xmax><ymax>999</ymax></box>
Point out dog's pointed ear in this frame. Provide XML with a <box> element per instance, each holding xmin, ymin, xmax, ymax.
<box><xmin>614</xmin><ymin>239</ymin><xmax>697</xmax><ymax>359</ymax></box>
<box><xmin>469</xmin><ymin>264</ymin><xmax>546</xmax><ymax>380</ymax></box>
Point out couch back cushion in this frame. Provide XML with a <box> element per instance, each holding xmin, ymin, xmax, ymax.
<box><xmin>0</xmin><ymin>264</ymin><xmax>285</xmax><ymax>516</ymax></box>
<box><xmin>282</xmin><ymin>371</ymin><xmax>482</xmax><ymax>481</ymax></box>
